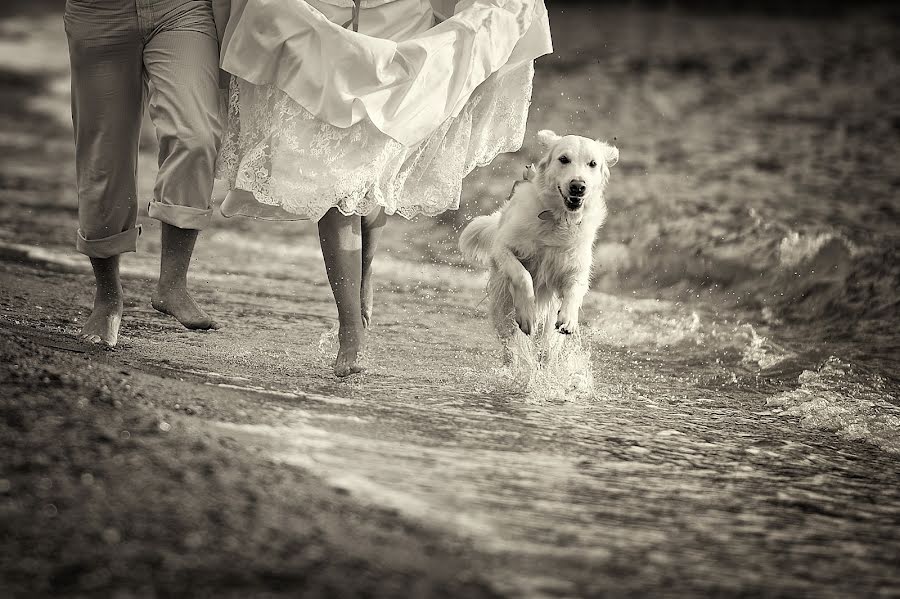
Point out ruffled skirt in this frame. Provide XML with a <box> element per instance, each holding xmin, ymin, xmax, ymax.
<box><xmin>215</xmin><ymin>0</ymin><xmax>552</xmax><ymax>220</ymax></box>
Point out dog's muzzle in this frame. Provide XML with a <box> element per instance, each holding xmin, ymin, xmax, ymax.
<box><xmin>564</xmin><ymin>196</ymin><xmax>584</xmax><ymax>211</ymax></box>
<box><xmin>560</xmin><ymin>180</ymin><xmax>587</xmax><ymax>211</ymax></box>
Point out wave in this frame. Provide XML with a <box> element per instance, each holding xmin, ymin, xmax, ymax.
<box><xmin>595</xmin><ymin>227</ymin><xmax>899</xmax><ymax>346</ymax></box>
<box><xmin>767</xmin><ymin>356</ymin><xmax>900</xmax><ymax>454</ymax></box>
<box><xmin>768</xmin><ymin>231</ymin><xmax>897</xmax><ymax>324</ymax></box>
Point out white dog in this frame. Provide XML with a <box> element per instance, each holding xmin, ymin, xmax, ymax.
<box><xmin>460</xmin><ymin>130</ymin><xmax>618</xmax><ymax>349</ymax></box>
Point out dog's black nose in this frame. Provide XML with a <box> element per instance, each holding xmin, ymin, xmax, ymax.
<box><xmin>569</xmin><ymin>180</ymin><xmax>586</xmax><ymax>196</ymax></box>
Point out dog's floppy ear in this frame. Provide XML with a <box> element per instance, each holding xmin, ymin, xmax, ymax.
<box><xmin>537</xmin><ymin>150</ymin><xmax>553</xmax><ymax>172</ymax></box>
<box><xmin>537</xmin><ymin>129</ymin><xmax>561</xmax><ymax>149</ymax></box>
<box><xmin>600</xmin><ymin>143</ymin><xmax>619</xmax><ymax>167</ymax></box>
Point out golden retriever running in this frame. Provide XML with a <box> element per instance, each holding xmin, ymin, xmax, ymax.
<box><xmin>460</xmin><ymin>130</ymin><xmax>619</xmax><ymax>349</ymax></box>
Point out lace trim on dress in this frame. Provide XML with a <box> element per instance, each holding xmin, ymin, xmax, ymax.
<box><xmin>215</xmin><ymin>61</ymin><xmax>534</xmax><ymax>221</ymax></box>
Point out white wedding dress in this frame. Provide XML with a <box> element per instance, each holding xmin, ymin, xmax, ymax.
<box><xmin>215</xmin><ymin>0</ymin><xmax>552</xmax><ymax>220</ymax></box>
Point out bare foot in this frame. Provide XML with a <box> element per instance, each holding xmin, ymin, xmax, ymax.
<box><xmin>151</xmin><ymin>287</ymin><xmax>219</xmax><ymax>330</ymax></box>
<box><xmin>360</xmin><ymin>271</ymin><xmax>373</xmax><ymax>329</ymax></box>
<box><xmin>80</xmin><ymin>289</ymin><xmax>123</xmax><ymax>348</ymax></box>
<box><xmin>334</xmin><ymin>323</ymin><xmax>366</xmax><ymax>377</ymax></box>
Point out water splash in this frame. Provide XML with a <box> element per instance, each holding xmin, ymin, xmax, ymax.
<box><xmin>317</xmin><ymin>324</ymin><xmax>339</xmax><ymax>356</ymax></box>
<box><xmin>767</xmin><ymin>357</ymin><xmax>900</xmax><ymax>454</ymax></box>
<box><xmin>739</xmin><ymin>324</ymin><xmax>796</xmax><ymax>370</ymax></box>
<box><xmin>501</xmin><ymin>326</ymin><xmax>595</xmax><ymax>400</ymax></box>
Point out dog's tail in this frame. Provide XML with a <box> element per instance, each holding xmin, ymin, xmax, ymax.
<box><xmin>459</xmin><ymin>211</ymin><xmax>501</xmax><ymax>265</ymax></box>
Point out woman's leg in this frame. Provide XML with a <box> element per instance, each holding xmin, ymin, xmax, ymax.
<box><xmin>318</xmin><ymin>208</ymin><xmax>366</xmax><ymax>376</ymax></box>
<box><xmin>360</xmin><ymin>207</ymin><xmax>386</xmax><ymax>328</ymax></box>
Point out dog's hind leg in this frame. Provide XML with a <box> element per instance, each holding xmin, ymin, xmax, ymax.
<box><xmin>536</xmin><ymin>292</ymin><xmax>557</xmax><ymax>364</ymax></box>
<box><xmin>488</xmin><ymin>272</ymin><xmax>518</xmax><ymax>364</ymax></box>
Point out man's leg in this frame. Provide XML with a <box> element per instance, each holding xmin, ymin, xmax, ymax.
<box><xmin>143</xmin><ymin>11</ymin><xmax>221</xmax><ymax>329</ymax></box>
<box><xmin>151</xmin><ymin>223</ymin><xmax>218</xmax><ymax>328</ymax></box>
<box><xmin>80</xmin><ymin>256</ymin><xmax>124</xmax><ymax>347</ymax></box>
<box><xmin>65</xmin><ymin>1</ymin><xmax>144</xmax><ymax>346</ymax></box>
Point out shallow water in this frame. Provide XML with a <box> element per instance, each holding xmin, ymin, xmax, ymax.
<box><xmin>2</xmin><ymin>6</ymin><xmax>899</xmax><ymax>595</ymax></box>
<box><xmin>126</xmin><ymin>231</ymin><xmax>898</xmax><ymax>596</ymax></box>
<box><xmin>6</xmin><ymin>219</ymin><xmax>900</xmax><ymax>595</ymax></box>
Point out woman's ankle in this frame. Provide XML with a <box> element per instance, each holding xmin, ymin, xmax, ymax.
<box><xmin>338</xmin><ymin>318</ymin><xmax>365</xmax><ymax>341</ymax></box>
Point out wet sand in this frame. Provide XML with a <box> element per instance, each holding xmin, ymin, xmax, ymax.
<box><xmin>0</xmin><ymin>328</ymin><xmax>498</xmax><ymax>598</ymax></box>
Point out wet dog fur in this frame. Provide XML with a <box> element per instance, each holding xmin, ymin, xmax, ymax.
<box><xmin>460</xmin><ymin>130</ymin><xmax>619</xmax><ymax>353</ymax></box>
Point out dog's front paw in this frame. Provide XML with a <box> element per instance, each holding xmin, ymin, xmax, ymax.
<box><xmin>555</xmin><ymin>310</ymin><xmax>578</xmax><ymax>335</ymax></box>
<box><xmin>516</xmin><ymin>315</ymin><xmax>534</xmax><ymax>336</ymax></box>
<box><xmin>515</xmin><ymin>304</ymin><xmax>536</xmax><ymax>336</ymax></box>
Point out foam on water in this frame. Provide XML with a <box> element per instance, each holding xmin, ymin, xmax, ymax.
<box><xmin>596</xmin><ymin>309</ymin><xmax>704</xmax><ymax>349</ymax></box>
<box><xmin>585</xmin><ymin>299</ymin><xmax>797</xmax><ymax>372</ymax></box>
<box><xmin>767</xmin><ymin>356</ymin><xmax>900</xmax><ymax>454</ymax></box>
<box><xmin>777</xmin><ymin>230</ymin><xmax>859</xmax><ymax>268</ymax></box>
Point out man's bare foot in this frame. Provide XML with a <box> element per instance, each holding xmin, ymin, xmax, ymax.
<box><xmin>151</xmin><ymin>287</ymin><xmax>219</xmax><ymax>330</ymax></box>
<box><xmin>80</xmin><ymin>289</ymin><xmax>123</xmax><ymax>348</ymax></box>
<box><xmin>360</xmin><ymin>271</ymin><xmax>373</xmax><ymax>328</ymax></box>
<box><xmin>334</xmin><ymin>323</ymin><xmax>366</xmax><ymax>377</ymax></box>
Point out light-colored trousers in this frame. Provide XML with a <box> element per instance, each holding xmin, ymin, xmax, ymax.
<box><xmin>64</xmin><ymin>0</ymin><xmax>221</xmax><ymax>258</ymax></box>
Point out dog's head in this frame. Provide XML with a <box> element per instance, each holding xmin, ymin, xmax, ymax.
<box><xmin>534</xmin><ymin>130</ymin><xmax>618</xmax><ymax>215</ymax></box>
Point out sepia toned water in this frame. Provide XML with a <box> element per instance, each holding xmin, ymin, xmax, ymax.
<box><xmin>117</xmin><ymin>227</ymin><xmax>898</xmax><ymax>597</ymax></box>
<box><xmin>1</xmin><ymin>4</ymin><xmax>899</xmax><ymax>595</ymax></box>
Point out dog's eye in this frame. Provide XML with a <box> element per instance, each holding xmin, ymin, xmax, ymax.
<box><xmin>588</xmin><ymin>160</ymin><xmax>597</xmax><ymax>168</ymax></box>
<box><xmin>558</xmin><ymin>155</ymin><xmax>570</xmax><ymax>164</ymax></box>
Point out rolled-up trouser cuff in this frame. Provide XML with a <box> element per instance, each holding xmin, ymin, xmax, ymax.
<box><xmin>148</xmin><ymin>201</ymin><xmax>213</xmax><ymax>230</ymax></box>
<box><xmin>76</xmin><ymin>226</ymin><xmax>141</xmax><ymax>258</ymax></box>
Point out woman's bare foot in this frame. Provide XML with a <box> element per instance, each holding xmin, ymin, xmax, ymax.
<box><xmin>80</xmin><ymin>289</ymin><xmax>123</xmax><ymax>348</ymax></box>
<box><xmin>151</xmin><ymin>287</ymin><xmax>219</xmax><ymax>330</ymax></box>
<box><xmin>360</xmin><ymin>271</ymin><xmax>373</xmax><ymax>328</ymax></box>
<box><xmin>334</xmin><ymin>322</ymin><xmax>366</xmax><ymax>377</ymax></box>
